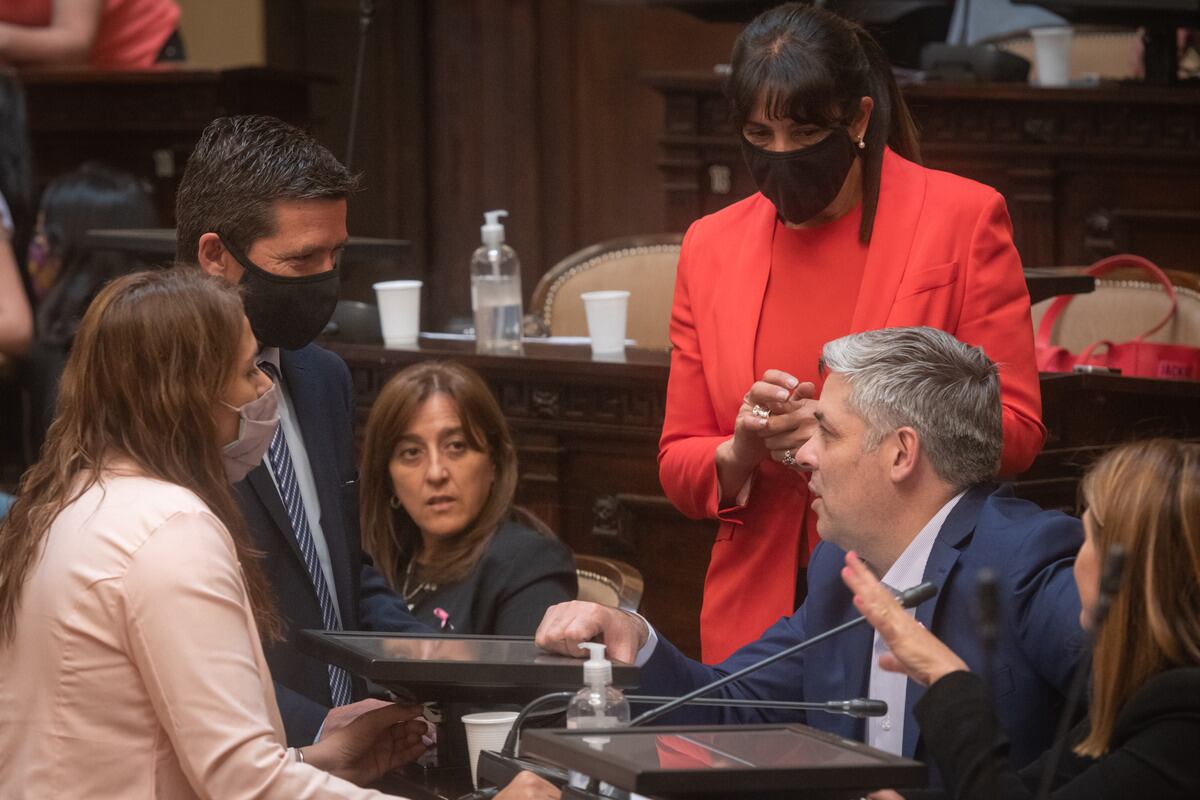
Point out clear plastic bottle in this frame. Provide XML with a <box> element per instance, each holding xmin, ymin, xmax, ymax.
<box><xmin>470</xmin><ymin>209</ymin><xmax>524</xmax><ymax>355</ymax></box>
<box><xmin>565</xmin><ymin>643</ymin><xmax>630</xmax><ymax>793</ymax></box>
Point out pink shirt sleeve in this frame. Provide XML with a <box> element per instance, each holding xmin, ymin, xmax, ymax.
<box><xmin>121</xmin><ymin>510</ymin><xmax>393</xmax><ymax>799</ymax></box>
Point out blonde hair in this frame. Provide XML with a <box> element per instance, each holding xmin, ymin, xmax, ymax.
<box><xmin>0</xmin><ymin>268</ymin><xmax>279</xmax><ymax>643</ymax></box>
<box><xmin>359</xmin><ymin>361</ymin><xmax>518</xmax><ymax>588</ymax></box>
<box><xmin>1075</xmin><ymin>439</ymin><xmax>1200</xmax><ymax>757</ymax></box>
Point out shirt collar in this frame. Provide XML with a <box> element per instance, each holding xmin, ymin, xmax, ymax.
<box><xmin>879</xmin><ymin>490</ymin><xmax>967</xmax><ymax>592</ymax></box>
<box><xmin>258</xmin><ymin>346</ymin><xmax>281</xmax><ymax>372</ymax></box>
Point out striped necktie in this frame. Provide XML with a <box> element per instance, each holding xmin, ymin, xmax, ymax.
<box><xmin>260</xmin><ymin>362</ymin><xmax>353</xmax><ymax>708</ymax></box>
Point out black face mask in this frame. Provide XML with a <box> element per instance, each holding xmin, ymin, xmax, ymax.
<box><xmin>220</xmin><ymin>236</ymin><xmax>341</xmax><ymax>350</ymax></box>
<box><xmin>740</xmin><ymin>128</ymin><xmax>858</xmax><ymax>225</ymax></box>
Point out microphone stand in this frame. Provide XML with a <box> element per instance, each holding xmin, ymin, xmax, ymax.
<box><xmin>974</xmin><ymin>568</ymin><xmax>1001</xmax><ymax>800</ymax></box>
<box><xmin>629</xmin><ymin>581</ymin><xmax>939</xmax><ymax>727</ymax></box>
<box><xmin>344</xmin><ymin>0</ymin><xmax>376</xmax><ymax>172</ymax></box>
<box><xmin>1034</xmin><ymin>545</ymin><xmax>1126</xmax><ymax>800</ymax></box>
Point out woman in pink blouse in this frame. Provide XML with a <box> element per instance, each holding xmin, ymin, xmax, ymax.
<box><xmin>0</xmin><ymin>268</ymin><xmax>557</xmax><ymax>799</ymax></box>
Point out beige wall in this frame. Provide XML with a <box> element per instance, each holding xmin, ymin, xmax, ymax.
<box><xmin>176</xmin><ymin>0</ymin><xmax>265</xmax><ymax>67</ymax></box>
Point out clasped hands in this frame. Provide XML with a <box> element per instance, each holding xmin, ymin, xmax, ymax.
<box><xmin>732</xmin><ymin>370</ymin><xmax>818</xmax><ymax>471</ymax></box>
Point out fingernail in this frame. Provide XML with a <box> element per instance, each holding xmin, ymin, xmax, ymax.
<box><xmin>785</xmin><ymin>376</ymin><xmax>798</xmax><ymax>388</ymax></box>
<box><xmin>775</xmin><ymin>389</ymin><xmax>788</xmax><ymax>401</ymax></box>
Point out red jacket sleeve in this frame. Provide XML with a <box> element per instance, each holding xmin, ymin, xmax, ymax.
<box><xmin>657</xmin><ymin>224</ymin><xmax>738</xmax><ymax>522</ymax></box>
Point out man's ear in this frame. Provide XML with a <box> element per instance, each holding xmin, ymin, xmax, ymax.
<box><xmin>890</xmin><ymin>426</ymin><xmax>921</xmax><ymax>482</ymax></box>
<box><xmin>197</xmin><ymin>232</ymin><xmax>231</xmax><ymax>279</ymax></box>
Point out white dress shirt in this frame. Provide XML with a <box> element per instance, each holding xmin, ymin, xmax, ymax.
<box><xmin>866</xmin><ymin>491</ymin><xmax>966</xmax><ymax>755</ymax></box>
<box><xmin>259</xmin><ymin>347</ymin><xmax>343</xmax><ymax>623</ymax></box>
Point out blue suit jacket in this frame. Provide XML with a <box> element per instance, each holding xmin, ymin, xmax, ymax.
<box><xmin>637</xmin><ymin>484</ymin><xmax>1084</xmax><ymax>777</ymax></box>
<box><xmin>234</xmin><ymin>344</ymin><xmax>428</xmax><ymax>745</ymax></box>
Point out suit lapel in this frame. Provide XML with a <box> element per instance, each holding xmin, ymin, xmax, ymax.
<box><xmin>280</xmin><ymin>349</ymin><xmax>357</xmax><ymax>618</ymax></box>
<box><xmin>714</xmin><ymin>195</ymin><xmax>777</xmax><ymax>422</ymax></box>
<box><xmin>841</xmin><ymin>617</ymin><xmax>876</xmax><ymax>742</ymax></box>
<box><xmin>849</xmin><ymin>150</ymin><xmax>927</xmax><ymax>333</ymax></box>
<box><xmin>901</xmin><ymin>486</ymin><xmax>992</xmax><ymax>757</ymax></box>
<box><xmin>244</xmin><ymin>464</ymin><xmax>306</xmax><ymax>566</ymax></box>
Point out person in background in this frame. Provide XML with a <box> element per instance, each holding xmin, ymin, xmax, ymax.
<box><xmin>659</xmin><ymin>3</ymin><xmax>1046</xmax><ymax>663</ymax></box>
<box><xmin>0</xmin><ymin>268</ymin><xmax>430</xmax><ymax>797</ymax></box>
<box><xmin>0</xmin><ymin>70</ymin><xmax>33</xmax><ymax>361</ymax></box>
<box><xmin>0</xmin><ymin>0</ymin><xmax>183</xmax><ymax>69</ymax></box>
<box><xmin>177</xmin><ymin>114</ymin><xmax>430</xmax><ymax>747</ymax></box>
<box><xmin>360</xmin><ymin>361</ymin><xmax>576</xmax><ymax>636</ymax></box>
<box><xmin>0</xmin><ymin>188</ymin><xmax>32</xmax><ymax>360</ymax></box>
<box><xmin>539</xmin><ymin>327</ymin><xmax>1080</xmax><ymax>786</ymax></box>
<box><xmin>22</xmin><ymin>162</ymin><xmax>157</xmax><ymax>450</ymax></box>
<box><xmin>847</xmin><ymin>438</ymin><xmax>1200</xmax><ymax>799</ymax></box>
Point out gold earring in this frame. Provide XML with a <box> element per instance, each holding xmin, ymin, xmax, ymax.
<box><xmin>857</xmin><ymin>135</ymin><xmax>866</xmax><ymax>150</ymax></box>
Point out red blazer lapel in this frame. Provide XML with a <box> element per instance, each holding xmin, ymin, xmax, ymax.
<box><xmin>850</xmin><ymin>149</ymin><xmax>928</xmax><ymax>333</ymax></box>
<box><xmin>712</xmin><ymin>194</ymin><xmax>777</xmax><ymax>423</ymax></box>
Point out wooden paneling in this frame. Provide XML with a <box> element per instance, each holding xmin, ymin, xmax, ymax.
<box><xmin>264</xmin><ymin>1</ymin><xmax>739</xmax><ymax>329</ymax></box>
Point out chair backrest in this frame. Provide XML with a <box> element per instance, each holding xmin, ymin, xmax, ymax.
<box><xmin>1031</xmin><ymin>270</ymin><xmax>1200</xmax><ymax>351</ymax></box>
<box><xmin>575</xmin><ymin>554</ymin><xmax>645</xmax><ymax>613</ymax></box>
<box><xmin>531</xmin><ymin>234</ymin><xmax>683</xmax><ymax>350</ymax></box>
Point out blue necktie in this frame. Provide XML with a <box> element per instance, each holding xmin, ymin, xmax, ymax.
<box><xmin>261</xmin><ymin>363</ymin><xmax>353</xmax><ymax>708</ymax></box>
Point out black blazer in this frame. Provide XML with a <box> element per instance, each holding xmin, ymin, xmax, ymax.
<box><xmin>914</xmin><ymin>666</ymin><xmax>1200</xmax><ymax>799</ymax></box>
<box><xmin>234</xmin><ymin>344</ymin><xmax>427</xmax><ymax>746</ymax></box>
<box><xmin>403</xmin><ymin>520</ymin><xmax>577</xmax><ymax>636</ymax></box>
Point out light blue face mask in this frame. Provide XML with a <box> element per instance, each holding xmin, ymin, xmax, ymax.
<box><xmin>221</xmin><ymin>383</ymin><xmax>280</xmax><ymax>483</ymax></box>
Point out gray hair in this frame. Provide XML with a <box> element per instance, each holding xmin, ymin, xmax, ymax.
<box><xmin>819</xmin><ymin>327</ymin><xmax>1002</xmax><ymax>488</ymax></box>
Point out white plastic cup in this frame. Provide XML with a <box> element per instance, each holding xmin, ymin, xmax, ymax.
<box><xmin>461</xmin><ymin>711</ymin><xmax>518</xmax><ymax>788</ymax></box>
<box><xmin>580</xmin><ymin>290</ymin><xmax>630</xmax><ymax>357</ymax></box>
<box><xmin>1031</xmin><ymin>27</ymin><xmax>1073</xmax><ymax>87</ymax></box>
<box><xmin>372</xmin><ymin>280</ymin><xmax>423</xmax><ymax>347</ymax></box>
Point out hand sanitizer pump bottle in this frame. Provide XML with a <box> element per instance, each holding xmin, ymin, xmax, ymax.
<box><xmin>470</xmin><ymin>209</ymin><xmax>524</xmax><ymax>355</ymax></box>
<box><xmin>565</xmin><ymin>643</ymin><xmax>630</xmax><ymax>793</ymax></box>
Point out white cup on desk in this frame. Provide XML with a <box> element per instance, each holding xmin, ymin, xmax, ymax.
<box><xmin>373</xmin><ymin>279</ymin><xmax>423</xmax><ymax>347</ymax></box>
<box><xmin>580</xmin><ymin>290</ymin><xmax>631</xmax><ymax>358</ymax></box>
<box><xmin>1031</xmin><ymin>26</ymin><xmax>1073</xmax><ymax>87</ymax></box>
<box><xmin>461</xmin><ymin>711</ymin><xmax>518</xmax><ymax>788</ymax></box>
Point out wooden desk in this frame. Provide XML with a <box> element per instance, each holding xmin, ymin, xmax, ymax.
<box><xmin>648</xmin><ymin>74</ymin><xmax>1200</xmax><ymax>276</ymax></box>
<box><xmin>332</xmin><ymin>339</ymin><xmax>1200</xmax><ymax>659</ymax></box>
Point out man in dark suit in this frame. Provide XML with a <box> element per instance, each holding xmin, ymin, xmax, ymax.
<box><xmin>538</xmin><ymin>327</ymin><xmax>1084</xmax><ymax>779</ymax></box>
<box><xmin>176</xmin><ymin>115</ymin><xmax>428</xmax><ymax>746</ymax></box>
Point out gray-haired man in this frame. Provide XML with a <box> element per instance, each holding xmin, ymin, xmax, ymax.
<box><xmin>537</xmin><ymin>327</ymin><xmax>1083</xmax><ymax>783</ymax></box>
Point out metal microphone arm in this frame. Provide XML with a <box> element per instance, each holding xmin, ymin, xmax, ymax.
<box><xmin>629</xmin><ymin>581</ymin><xmax>939</xmax><ymax>727</ymax></box>
<box><xmin>629</xmin><ymin>695</ymin><xmax>887</xmax><ymax>717</ymax></box>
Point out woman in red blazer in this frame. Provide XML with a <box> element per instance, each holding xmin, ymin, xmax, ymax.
<box><xmin>660</xmin><ymin>4</ymin><xmax>1045</xmax><ymax>663</ymax></box>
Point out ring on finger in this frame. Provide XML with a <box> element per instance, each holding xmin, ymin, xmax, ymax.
<box><xmin>751</xmin><ymin>404</ymin><xmax>771</xmax><ymax>420</ymax></box>
<box><xmin>782</xmin><ymin>449</ymin><xmax>797</xmax><ymax>467</ymax></box>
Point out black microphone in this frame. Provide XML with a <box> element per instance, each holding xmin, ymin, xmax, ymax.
<box><xmin>628</xmin><ymin>581</ymin><xmax>939</xmax><ymax>727</ymax></box>
<box><xmin>628</xmin><ymin>695</ymin><xmax>888</xmax><ymax>717</ymax></box>
<box><xmin>1034</xmin><ymin>544</ymin><xmax>1127</xmax><ymax>800</ymax></box>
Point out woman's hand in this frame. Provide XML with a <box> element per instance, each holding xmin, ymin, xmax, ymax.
<box><xmin>303</xmin><ymin>702</ymin><xmax>431</xmax><ymax>785</ymax></box>
<box><xmin>716</xmin><ymin>371</ymin><xmax>815</xmax><ymax>500</ymax></box>
<box><xmin>840</xmin><ymin>551</ymin><xmax>967</xmax><ymax>687</ymax></box>
<box><xmin>495</xmin><ymin>770</ymin><xmax>561</xmax><ymax>798</ymax></box>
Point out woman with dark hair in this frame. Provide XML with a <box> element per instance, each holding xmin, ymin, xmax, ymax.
<box><xmin>24</xmin><ymin>161</ymin><xmax>156</xmax><ymax>449</ymax></box>
<box><xmin>32</xmin><ymin>161</ymin><xmax>157</xmax><ymax>338</ymax></box>
<box><xmin>659</xmin><ymin>3</ymin><xmax>1045</xmax><ymax>662</ymax></box>
<box><xmin>0</xmin><ymin>269</ymin><xmax>559</xmax><ymax>799</ymax></box>
<box><xmin>360</xmin><ymin>361</ymin><xmax>576</xmax><ymax>635</ymax></box>
<box><xmin>844</xmin><ymin>438</ymin><xmax>1200</xmax><ymax>799</ymax></box>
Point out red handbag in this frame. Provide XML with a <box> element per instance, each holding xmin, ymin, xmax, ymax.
<box><xmin>1035</xmin><ymin>254</ymin><xmax>1200</xmax><ymax>381</ymax></box>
